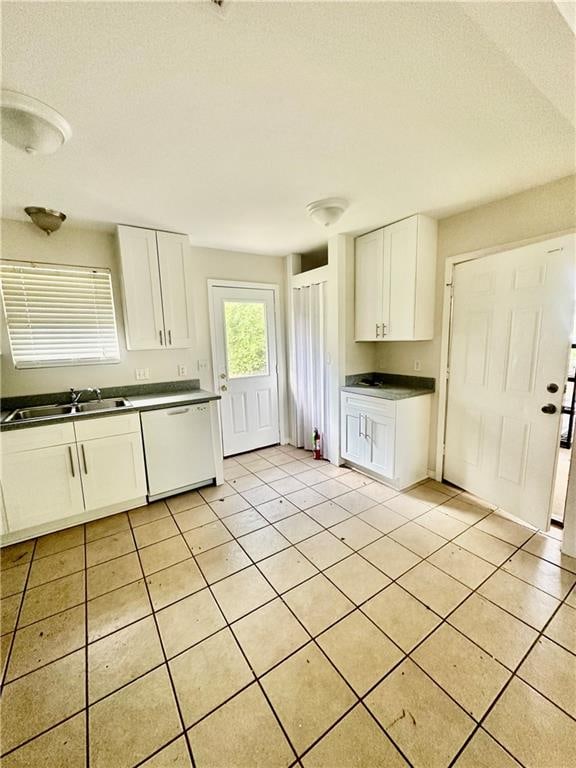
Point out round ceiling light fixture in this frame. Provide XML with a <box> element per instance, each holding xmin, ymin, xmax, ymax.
<box><xmin>306</xmin><ymin>197</ymin><xmax>348</xmax><ymax>228</ymax></box>
<box><xmin>25</xmin><ymin>207</ymin><xmax>67</xmax><ymax>236</ymax></box>
<box><xmin>1</xmin><ymin>90</ymin><xmax>72</xmax><ymax>155</ymax></box>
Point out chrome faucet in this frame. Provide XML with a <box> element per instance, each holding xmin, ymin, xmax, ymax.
<box><xmin>69</xmin><ymin>387</ymin><xmax>102</xmax><ymax>405</ymax></box>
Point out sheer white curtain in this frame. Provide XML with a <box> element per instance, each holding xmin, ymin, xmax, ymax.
<box><xmin>292</xmin><ymin>281</ymin><xmax>328</xmax><ymax>451</ymax></box>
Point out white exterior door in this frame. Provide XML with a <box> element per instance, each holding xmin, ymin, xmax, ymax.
<box><xmin>79</xmin><ymin>433</ymin><xmax>147</xmax><ymax>511</ymax></box>
<box><xmin>211</xmin><ymin>285</ymin><xmax>280</xmax><ymax>456</ymax></box>
<box><xmin>157</xmin><ymin>231</ymin><xmax>195</xmax><ymax>349</ymax></box>
<box><xmin>2</xmin><ymin>444</ymin><xmax>84</xmax><ymax>531</ymax></box>
<box><xmin>444</xmin><ymin>237</ymin><xmax>575</xmax><ymax>529</ymax></box>
<box><xmin>117</xmin><ymin>226</ymin><xmax>165</xmax><ymax>349</ymax></box>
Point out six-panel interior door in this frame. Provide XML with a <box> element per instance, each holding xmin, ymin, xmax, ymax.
<box><xmin>444</xmin><ymin>237</ymin><xmax>574</xmax><ymax>529</ymax></box>
<box><xmin>212</xmin><ymin>285</ymin><xmax>280</xmax><ymax>456</ymax></box>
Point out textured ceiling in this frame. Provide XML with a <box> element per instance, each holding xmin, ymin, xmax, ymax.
<box><xmin>2</xmin><ymin>1</ymin><xmax>574</xmax><ymax>255</ymax></box>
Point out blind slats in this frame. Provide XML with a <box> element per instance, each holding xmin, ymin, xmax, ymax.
<box><xmin>0</xmin><ymin>262</ymin><xmax>121</xmax><ymax>368</ymax></box>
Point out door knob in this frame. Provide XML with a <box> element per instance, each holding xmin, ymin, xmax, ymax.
<box><xmin>220</xmin><ymin>373</ymin><xmax>227</xmax><ymax>379</ymax></box>
<box><xmin>541</xmin><ymin>403</ymin><xmax>557</xmax><ymax>414</ymax></box>
<box><xmin>546</xmin><ymin>383</ymin><xmax>559</xmax><ymax>393</ymax></box>
<box><xmin>221</xmin><ymin>384</ymin><xmax>228</xmax><ymax>392</ymax></box>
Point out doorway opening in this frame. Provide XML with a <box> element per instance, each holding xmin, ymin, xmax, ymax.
<box><xmin>552</xmin><ymin>340</ymin><xmax>576</xmax><ymax>525</ymax></box>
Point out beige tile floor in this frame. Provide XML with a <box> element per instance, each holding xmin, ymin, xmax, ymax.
<box><xmin>1</xmin><ymin>443</ymin><xmax>576</xmax><ymax>767</ymax></box>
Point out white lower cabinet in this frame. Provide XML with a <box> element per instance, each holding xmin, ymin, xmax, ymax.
<box><xmin>79</xmin><ymin>432</ymin><xmax>146</xmax><ymax>511</ymax></box>
<box><xmin>2</xmin><ymin>443</ymin><xmax>84</xmax><ymax>531</ymax></box>
<box><xmin>1</xmin><ymin>414</ymin><xmax>146</xmax><ymax>543</ymax></box>
<box><xmin>340</xmin><ymin>391</ymin><xmax>431</xmax><ymax>490</ymax></box>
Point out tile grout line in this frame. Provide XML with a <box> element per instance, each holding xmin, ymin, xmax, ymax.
<box><xmin>4</xmin><ymin>488</ymin><xmax>574</xmax><ymax>687</ymax></box>
<box><xmin>172</xmin><ymin>509</ymin><xmax>302</xmax><ymax>767</ymax></box>
<box><xmin>0</xmin><ymin>538</ymin><xmax>37</xmax><ymax>692</ymax></box>
<box><xmin>124</xmin><ymin>513</ymin><xmax>198</xmax><ymax>768</ymax></box>
<box><xmin>445</xmin><ymin>568</ymin><xmax>576</xmax><ymax>768</ymax></box>
<box><xmin>2</xmin><ymin>454</ymin><xmax>574</xmax><ymax>765</ymax></box>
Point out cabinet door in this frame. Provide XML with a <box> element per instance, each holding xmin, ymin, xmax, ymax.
<box><xmin>341</xmin><ymin>405</ymin><xmax>366</xmax><ymax>464</ymax></box>
<box><xmin>383</xmin><ymin>216</ymin><xmax>418</xmax><ymax>340</ymax></box>
<box><xmin>79</xmin><ymin>432</ymin><xmax>146</xmax><ymax>511</ymax></box>
<box><xmin>355</xmin><ymin>230</ymin><xmax>384</xmax><ymax>341</ymax></box>
<box><xmin>1</xmin><ymin>444</ymin><xmax>84</xmax><ymax>531</ymax></box>
<box><xmin>364</xmin><ymin>409</ymin><xmax>395</xmax><ymax>478</ymax></box>
<box><xmin>117</xmin><ymin>226</ymin><xmax>165</xmax><ymax>350</ymax></box>
<box><xmin>157</xmin><ymin>231</ymin><xmax>195</xmax><ymax>349</ymax></box>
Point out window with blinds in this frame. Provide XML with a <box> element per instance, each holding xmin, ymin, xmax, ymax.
<box><xmin>0</xmin><ymin>261</ymin><xmax>120</xmax><ymax>368</ymax></box>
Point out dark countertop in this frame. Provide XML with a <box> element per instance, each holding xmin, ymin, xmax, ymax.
<box><xmin>341</xmin><ymin>372</ymin><xmax>435</xmax><ymax>401</ymax></box>
<box><xmin>0</xmin><ymin>380</ymin><xmax>220</xmax><ymax>432</ymax></box>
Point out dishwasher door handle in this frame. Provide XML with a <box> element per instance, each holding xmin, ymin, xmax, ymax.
<box><xmin>166</xmin><ymin>408</ymin><xmax>190</xmax><ymax>416</ymax></box>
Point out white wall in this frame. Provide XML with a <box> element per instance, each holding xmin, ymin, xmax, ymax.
<box><xmin>376</xmin><ymin>174</ymin><xmax>576</xmax><ymax>469</ymax></box>
<box><xmin>0</xmin><ymin>219</ymin><xmax>284</xmax><ymax>397</ymax></box>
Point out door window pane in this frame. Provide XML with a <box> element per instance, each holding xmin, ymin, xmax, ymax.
<box><xmin>224</xmin><ymin>301</ymin><xmax>269</xmax><ymax>378</ymax></box>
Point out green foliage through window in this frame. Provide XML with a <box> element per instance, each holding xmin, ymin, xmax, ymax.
<box><xmin>224</xmin><ymin>301</ymin><xmax>269</xmax><ymax>378</ymax></box>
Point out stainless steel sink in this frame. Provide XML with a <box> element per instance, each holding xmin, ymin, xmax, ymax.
<box><xmin>5</xmin><ymin>398</ymin><xmax>131</xmax><ymax>423</ymax></box>
<box><xmin>6</xmin><ymin>404</ymin><xmax>76</xmax><ymax>421</ymax></box>
<box><xmin>74</xmin><ymin>398</ymin><xmax>129</xmax><ymax>412</ymax></box>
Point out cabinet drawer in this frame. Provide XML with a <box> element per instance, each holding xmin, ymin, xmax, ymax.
<box><xmin>341</xmin><ymin>393</ymin><xmax>396</xmax><ymax>419</ymax></box>
<box><xmin>1</xmin><ymin>422</ymin><xmax>76</xmax><ymax>454</ymax></box>
<box><xmin>74</xmin><ymin>413</ymin><xmax>141</xmax><ymax>441</ymax></box>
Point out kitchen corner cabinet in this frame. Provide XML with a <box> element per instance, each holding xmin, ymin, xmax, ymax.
<box><xmin>355</xmin><ymin>214</ymin><xmax>437</xmax><ymax>341</ymax></box>
<box><xmin>0</xmin><ymin>415</ymin><xmax>146</xmax><ymax>543</ymax></box>
<box><xmin>340</xmin><ymin>391</ymin><xmax>431</xmax><ymax>490</ymax></box>
<box><xmin>117</xmin><ymin>225</ymin><xmax>195</xmax><ymax>350</ymax></box>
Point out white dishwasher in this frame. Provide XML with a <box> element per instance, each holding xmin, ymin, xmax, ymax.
<box><xmin>141</xmin><ymin>403</ymin><xmax>217</xmax><ymax>500</ymax></box>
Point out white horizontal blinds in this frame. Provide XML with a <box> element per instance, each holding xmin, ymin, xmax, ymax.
<box><xmin>0</xmin><ymin>261</ymin><xmax>120</xmax><ymax>368</ymax></box>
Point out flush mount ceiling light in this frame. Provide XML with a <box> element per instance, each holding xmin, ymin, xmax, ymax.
<box><xmin>306</xmin><ymin>198</ymin><xmax>348</xmax><ymax>227</ymax></box>
<box><xmin>1</xmin><ymin>90</ymin><xmax>72</xmax><ymax>155</ymax></box>
<box><xmin>25</xmin><ymin>207</ymin><xmax>67</xmax><ymax>236</ymax></box>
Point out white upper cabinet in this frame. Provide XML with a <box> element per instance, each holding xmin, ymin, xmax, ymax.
<box><xmin>117</xmin><ymin>226</ymin><xmax>165</xmax><ymax>349</ymax></box>
<box><xmin>156</xmin><ymin>231</ymin><xmax>195</xmax><ymax>348</ymax></box>
<box><xmin>117</xmin><ymin>225</ymin><xmax>195</xmax><ymax>350</ymax></box>
<box><xmin>354</xmin><ymin>214</ymin><xmax>437</xmax><ymax>341</ymax></box>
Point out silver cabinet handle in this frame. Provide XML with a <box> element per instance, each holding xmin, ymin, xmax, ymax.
<box><xmin>81</xmin><ymin>444</ymin><xmax>88</xmax><ymax>474</ymax></box>
<box><xmin>159</xmin><ymin>329</ymin><xmax>164</xmax><ymax>346</ymax></box>
<box><xmin>168</xmin><ymin>329</ymin><xmax>172</xmax><ymax>345</ymax></box>
<box><xmin>363</xmin><ymin>415</ymin><xmax>370</xmax><ymax>440</ymax></box>
<box><xmin>68</xmin><ymin>445</ymin><xmax>75</xmax><ymax>477</ymax></box>
<box><xmin>375</xmin><ymin>324</ymin><xmax>380</xmax><ymax>338</ymax></box>
<box><xmin>167</xmin><ymin>408</ymin><xmax>189</xmax><ymax>415</ymax></box>
<box><xmin>358</xmin><ymin>414</ymin><xmax>362</xmax><ymax>438</ymax></box>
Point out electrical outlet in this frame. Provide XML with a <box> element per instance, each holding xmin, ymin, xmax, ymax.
<box><xmin>414</xmin><ymin>360</ymin><xmax>422</xmax><ymax>372</ymax></box>
<box><xmin>177</xmin><ymin>364</ymin><xmax>187</xmax><ymax>377</ymax></box>
<box><xmin>135</xmin><ymin>368</ymin><xmax>150</xmax><ymax>381</ymax></box>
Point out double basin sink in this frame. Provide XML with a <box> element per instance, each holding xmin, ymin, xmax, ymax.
<box><xmin>5</xmin><ymin>398</ymin><xmax>131</xmax><ymax>423</ymax></box>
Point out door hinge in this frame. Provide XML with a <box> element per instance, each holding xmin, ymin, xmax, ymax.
<box><xmin>446</xmin><ymin>368</ymin><xmax>450</xmax><ymax>379</ymax></box>
<box><xmin>442</xmin><ymin>444</ymin><xmax>446</xmax><ymax>456</ymax></box>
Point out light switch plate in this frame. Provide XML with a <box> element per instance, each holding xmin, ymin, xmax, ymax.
<box><xmin>135</xmin><ymin>368</ymin><xmax>150</xmax><ymax>381</ymax></box>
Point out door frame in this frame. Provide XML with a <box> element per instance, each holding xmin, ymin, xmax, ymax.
<box><xmin>435</xmin><ymin>230</ymin><xmax>576</xmax><ymax>533</ymax></box>
<box><xmin>207</xmin><ymin>279</ymin><xmax>288</xmax><ymax>449</ymax></box>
